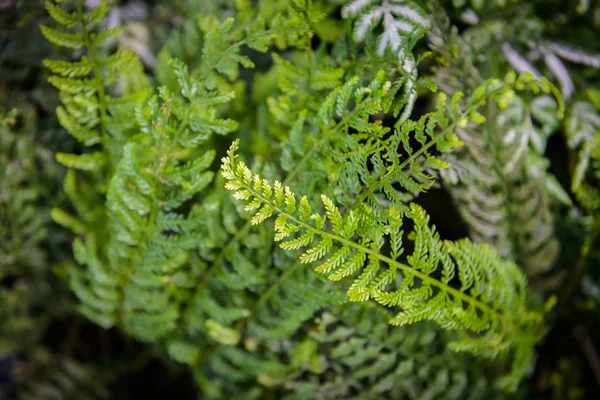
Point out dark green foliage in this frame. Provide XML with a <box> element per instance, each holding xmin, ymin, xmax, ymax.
<box><xmin>2</xmin><ymin>0</ymin><xmax>600</xmax><ymax>398</ymax></box>
<box><xmin>0</xmin><ymin>107</ymin><xmax>61</xmax><ymax>348</ymax></box>
<box><xmin>281</xmin><ymin>306</ymin><xmax>498</xmax><ymax>400</ymax></box>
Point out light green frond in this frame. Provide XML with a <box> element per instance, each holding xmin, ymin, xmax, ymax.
<box><xmin>222</xmin><ymin>139</ymin><xmax>544</xmax><ymax>389</ymax></box>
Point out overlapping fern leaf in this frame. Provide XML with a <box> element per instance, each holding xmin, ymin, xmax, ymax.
<box><xmin>281</xmin><ymin>307</ymin><xmax>500</xmax><ymax>400</ymax></box>
<box><xmin>222</xmin><ymin>132</ymin><xmax>543</xmax><ymax>390</ymax></box>
<box><xmin>430</xmin><ymin>17</ymin><xmax>569</xmax><ymax>279</ymax></box>
<box><xmin>69</xmin><ymin>59</ymin><xmax>236</xmax><ymax>339</ymax></box>
<box><xmin>222</xmin><ymin>74</ymin><xmax>564</xmax><ymax>389</ymax></box>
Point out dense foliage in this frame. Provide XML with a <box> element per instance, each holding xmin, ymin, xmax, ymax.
<box><xmin>1</xmin><ymin>0</ymin><xmax>599</xmax><ymax>398</ymax></box>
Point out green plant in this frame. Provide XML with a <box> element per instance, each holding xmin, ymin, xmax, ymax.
<box><xmin>2</xmin><ymin>0</ymin><xmax>600</xmax><ymax>398</ymax></box>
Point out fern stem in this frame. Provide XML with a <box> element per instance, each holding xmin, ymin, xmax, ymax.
<box><xmin>77</xmin><ymin>2</ymin><xmax>110</xmax><ymax>167</ymax></box>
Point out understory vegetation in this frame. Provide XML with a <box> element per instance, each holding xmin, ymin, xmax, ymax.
<box><xmin>1</xmin><ymin>0</ymin><xmax>600</xmax><ymax>398</ymax></box>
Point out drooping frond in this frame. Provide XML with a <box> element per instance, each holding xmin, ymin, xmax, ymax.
<box><xmin>222</xmin><ymin>139</ymin><xmax>544</xmax><ymax>391</ymax></box>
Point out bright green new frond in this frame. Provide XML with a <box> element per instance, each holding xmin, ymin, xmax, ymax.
<box><xmin>222</xmin><ymin>139</ymin><xmax>544</xmax><ymax>389</ymax></box>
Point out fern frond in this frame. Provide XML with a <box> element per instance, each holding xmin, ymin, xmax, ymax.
<box><xmin>441</xmin><ymin>94</ymin><xmax>566</xmax><ymax>276</ymax></box>
<box><xmin>222</xmin><ymin>139</ymin><xmax>544</xmax><ymax>390</ymax></box>
<box><xmin>282</xmin><ymin>308</ymin><xmax>499</xmax><ymax>399</ymax></box>
<box><xmin>42</xmin><ymin>0</ymin><xmax>149</xmax><ymax>155</ymax></box>
<box><xmin>567</xmin><ymin>91</ymin><xmax>600</xmax><ymax>212</ymax></box>
<box><xmin>342</xmin><ymin>0</ymin><xmax>429</xmax><ymax>57</ymax></box>
<box><xmin>342</xmin><ymin>0</ymin><xmax>430</xmax><ymax>123</ymax></box>
<box><xmin>105</xmin><ymin>77</ymin><xmax>234</xmax><ymax>340</ymax></box>
<box><xmin>429</xmin><ymin>14</ymin><xmax>569</xmax><ymax>280</ymax></box>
